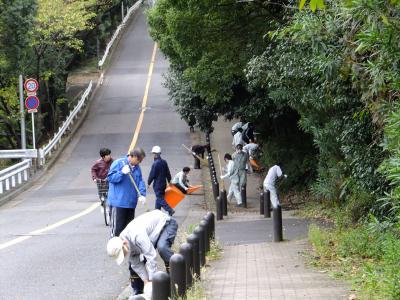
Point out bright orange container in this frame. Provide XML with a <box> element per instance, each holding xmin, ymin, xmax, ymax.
<box><xmin>187</xmin><ymin>185</ymin><xmax>203</xmax><ymax>194</ymax></box>
<box><xmin>165</xmin><ymin>184</ymin><xmax>185</xmax><ymax>208</ymax></box>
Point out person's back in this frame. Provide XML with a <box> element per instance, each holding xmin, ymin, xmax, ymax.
<box><xmin>264</xmin><ymin>165</ymin><xmax>283</xmax><ymax>187</ymax></box>
<box><xmin>148</xmin><ymin>156</ymin><xmax>171</xmax><ymax>191</ymax></box>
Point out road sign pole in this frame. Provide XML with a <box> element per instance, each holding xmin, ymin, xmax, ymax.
<box><xmin>31</xmin><ymin>112</ymin><xmax>36</xmax><ymax>149</ymax></box>
<box><xmin>19</xmin><ymin>75</ymin><xmax>26</xmax><ymax>149</ymax></box>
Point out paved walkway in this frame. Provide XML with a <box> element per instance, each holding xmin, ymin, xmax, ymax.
<box><xmin>204</xmin><ymin>119</ymin><xmax>350</xmax><ymax>300</ymax></box>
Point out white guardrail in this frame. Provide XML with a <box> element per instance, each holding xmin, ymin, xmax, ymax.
<box><xmin>98</xmin><ymin>1</ymin><xmax>141</xmax><ymax>68</ymax></box>
<box><xmin>0</xmin><ymin>1</ymin><xmax>141</xmax><ymax>197</ymax></box>
<box><xmin>0</xmin><ymin>80</ymin><xmax>92</xmax><ymax>195</ymax></box>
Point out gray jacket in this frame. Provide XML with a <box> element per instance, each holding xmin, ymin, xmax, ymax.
<box><xmin>119</xmin><ymin>210</ymin><xmax>170</xmax><ymax>281</ymax></box>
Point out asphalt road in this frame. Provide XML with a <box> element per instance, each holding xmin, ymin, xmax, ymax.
<box><xmin>0</xmin><ymin>7</ymin><xmax>192</xmax><ymax>300</ymax></box>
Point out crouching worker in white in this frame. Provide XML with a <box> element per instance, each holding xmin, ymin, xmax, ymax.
<box><xmin>107</xmin><ymin>210</ymin><xmax>178</xmax><ymax>299</ymax></box>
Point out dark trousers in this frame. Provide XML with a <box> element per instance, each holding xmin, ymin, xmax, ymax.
<box><xmin>155</xmin><ymin>190</ymin><xmax>174</xmax><ymax>216</ymax></box>
<box><xmin>174</xmin><ymin>183</ymin><xmax>187</xmax><ymax>195</ymax></box>
<box><xmin>109</xmin><ymin>207</ymin><xmax>143</xmax><ymax>294</ymax></box>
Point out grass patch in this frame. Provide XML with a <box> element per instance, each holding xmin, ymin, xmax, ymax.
<box><xmin>173</xmin><ymin>276</ymin><xmax>206</xmax><ymax>300</ymax></box>
<box><xmin>206</xmin><ymin>239</ymin><xmax>223</xmax><ymax>261</ymax></box>
<box><xmin>308</xmin><ymin>223</ymin><xmax>400</xmax><ymax>299</ymax></box>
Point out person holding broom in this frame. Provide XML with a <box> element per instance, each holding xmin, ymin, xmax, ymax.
<box><xmin>107</xmin><ymin>148</ymin><xmax>147</xmax><ymax>296</ymax></box>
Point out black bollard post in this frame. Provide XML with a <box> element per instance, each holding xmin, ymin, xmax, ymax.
<box><xmin>212</xmin><ymin>177</ymin><xmax>220</xmax><ymax>200</ymax></box>
<box><xmin>216</xmin><ymin>196</ymin><xmax>223</xmax><ymax>220</ymax></box>
<box><xmin>220</xmin><ymin>189</ymin><xmax>228</xmax><ymax>216</ymax></box>
<box><xmin>241</xmin><ymin>185</ymin><xmax>247</xmax><ymax>208</ymax></box>
<box><xmin>152</xmin><ymin>271</ymin><xmax>171</xmax><ymax>300</ymax></box>
<box><xmin>187</xmin><ymin>234</ymin><xmax>200</xmax><ymax>278</ymax></box>
<box><xmin>194</xmin><ymin>156</ymin><xmax>201</xmax><ymax>169</ymax></box>
<box><xmin>259</xmin><ymin>192</ymin><xmax>264</xmax><ymax>215</ymax></box>
<box><xmin>170</xmin><ymin>253</ymin><xmax>186</xmax><ymax>298</ymax></box>
<box><xmin>204</xmin><ymin>212</ymin><xmax>215</xmax><ymax>239</ymax></box>
<box><xmin>193</xmin><ymin>226</ymin><xmax>206</xmax><ymax>266</ymax></box>
<box><xmin>199</xmin><ymin>219</ymin><xmax>210</xmax><ymax>253</ymax></box>
<box><xmin>179</xmin><ymin>243</ymin><xmax>194</xmax><ymax>288</ymax></box>
<box><xmin>273</xmin><ymin>204</ymin><xmax>283</xmax><ymax>242</ymax></box>
<box><xmin>264</xmin><ymin>191</ymin><xmax>271</xmax><ymax>218</ymax></box>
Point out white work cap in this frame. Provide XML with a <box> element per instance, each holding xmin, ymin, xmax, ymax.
<box><xmin>151</xmin><ymin>145</ymin><xmax>161</xmax><ymax>154</ymax></box>
<box><xmin>107</xmin><ymin>237</ymin><xmax>125</xmax><ymax>265</ymax></box>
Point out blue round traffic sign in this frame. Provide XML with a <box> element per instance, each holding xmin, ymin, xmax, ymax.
<box><xmin>25</xmin><ymin>96</ymin><xmax>40</xmax><ymax>110</ymax></box>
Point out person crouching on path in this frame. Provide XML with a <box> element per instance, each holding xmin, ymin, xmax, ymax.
<box><xmin>147</xmin><ymin>145</ymin><xmax>174</xmax><ymax>216</ymax></box>
<box><xmin>107</xmin><ymin>210</ymin><xmax>178</xmax><ymax>298</ymax></box>
<box><xmin>220</xmin><ymin>153</ymin><xmax>242</xmax><ymax>207</ymax></box>
<box><xmin>107</xmin><ymin>148</ymin><xmax>146</xmax><ymax>237</ymax></box>
<box><xmin>171</xmin><ymin>167</ymin><xmax>192</xmax><ymax>194</ymax></box>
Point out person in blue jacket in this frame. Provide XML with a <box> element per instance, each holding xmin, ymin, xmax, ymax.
<box><xmin>147</xmin><ymin>145</ymin><xmax>174</xmax><ymax>216</ymax></box>
<box><xmin>107</xmin><ymin>148</ymin><xmax>147</xmax><ymax>237</ymax></box>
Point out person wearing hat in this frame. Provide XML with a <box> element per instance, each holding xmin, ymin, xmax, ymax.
<box><xmin>107</xmin><ymin>148</ymin><xmax>147</xmax><ymax>237</ymax></box>
<box><xmin>107</xmin><ymin>209</ymin><xmax>178</xmax><ymax>297</ymax></box>
<box><xmin>147</xmin><ymin>145</ymin><xmax>174</xmax><ymax>216</ymax></box>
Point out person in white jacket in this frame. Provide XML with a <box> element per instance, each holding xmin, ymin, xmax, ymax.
<box><xmin>171</xmin><ymin>167</ymin><xmax>191</xmax><ymax>194</ymax></box>
<box><xmin>107</xmin><ymin>210</ymin><xmax>178</xmax><ymax>297</ymax></box>
<box><xmin>220</xmin><ymin>153</ymin><xmax>242</xmax><ymax>207</ymax></box>
<box><xmin>263</xmin><ymin>163</ymin><xmax>287</xmax><ymax>207</ymax></box>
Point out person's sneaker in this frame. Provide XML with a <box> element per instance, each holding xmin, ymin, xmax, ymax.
<box><xmin>169</xmin><ymin>209</ymin><xmax>175</xmax><ymax>216</ymax></box>
<box><xmin>235</xmin><ymin>203</ymin><xmax>243</xmax><ymax>207</ymax></box>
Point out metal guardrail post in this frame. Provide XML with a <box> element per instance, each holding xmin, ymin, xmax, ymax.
<box><xmin>264</xmin><ymin>191</ymin><xmax>271</xmax><ymax>218</ymax></box>
<box><xmin>193</xmin><ymin>225</ymin><xmax>206</xmax><ymax>266</ymax></box>
<box><xmin>186</xmin><ymin>234</ymin><xmax>200</xmax><ymax>278</ymax></box>
<box><xmin>273</xmin><ymin>204</ymin><xmax>283</xmax><ymax>242</ymax></box>
<box><xmin>152</xmin><ymin>271</ymin><xmax>171</xmax><ymax>300</ymax></box>
<box><xmin>170</xmin><ymin>253</ymin><xmax>186</xmax><ymax>298</ymax></box>
<box><xmin>179</xmin><ymin>243</ymin><xmax>193</xmax><ymax>288</ymax></box>
<box><xmin>259</xmin><ymin>192</ymin><xmax>264</xmax><ymax>215</ymax></box>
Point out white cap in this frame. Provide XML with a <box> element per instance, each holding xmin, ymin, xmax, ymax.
<box><xmin>107</xmin><ymin>237</ymin><xmax>125</xmax><ymax>265</ymax></box>
<box><xmin>151</xmin><ymin>145</ymin><xmax>161</xmax><ymax>154</ymax></box>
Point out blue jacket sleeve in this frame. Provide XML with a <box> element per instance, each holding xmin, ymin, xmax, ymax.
<box><xmin>137</xmin><ymin>167</ymin><xmax>147</xmax><ymax>197</ymax></box>
<box><xmin>166</xmin><ymin>162</ymin><xmax>172</xmax><ymax>183</ymax></box>
<box><xmin>107</xmin><ymin>160</ymin><xmax>124</xmax><ymax>183</ymax></box>
<box><xmin>147</xmin><ymin>162</ymin><xmax>157</xmax><ymax>186</ymax></box>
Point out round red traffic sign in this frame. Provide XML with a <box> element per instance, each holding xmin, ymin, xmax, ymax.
<box><xmin>25</xmin><ymin>96</ymin><xmax>40</xmax><ymax>110</ymax></box>
<box><xmin>24</xmin><ymin>78</ymin><xmax>39</xmax><ymax>93</ymax></box>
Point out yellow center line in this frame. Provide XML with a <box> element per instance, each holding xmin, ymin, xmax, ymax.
<box><xmin>0</xmin><ymin>42</ymin><xmax>158</xmax><ymax>251</ymax></box>
<box><xmin>129</xmin><ymin>42</ymin><xmax>158</xmax><ymax>151</ymax></box>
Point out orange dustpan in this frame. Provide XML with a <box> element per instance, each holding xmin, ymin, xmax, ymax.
<box><xmin>187</xmin><ymin>185</ymin><xmax>203</xmax><ymax>194</ymax></box>
<box><xmin>165</xmin><ymin>184</ymin><xmax>185</xmax><ymax>208</ymax></box>
<box><xmin>250</xmin><ymin>159</ymin><xmax>262</xmax><ymax>172</ymax></box>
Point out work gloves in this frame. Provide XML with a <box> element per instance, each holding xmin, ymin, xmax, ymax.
<box><xmin>121</xmin><ymin>165</ymin><xmax>130</xmax><ymax>174</ymax></box>
<box><xmin>138</xmin><ymin>195</ymin><xmax>146</xmax><ymax>205</ymax></box>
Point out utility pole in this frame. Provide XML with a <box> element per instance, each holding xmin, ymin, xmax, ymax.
<box><xmin>19</xmin><ymin>74</ymin><xmax>26</xmax><ymax>149</ymax></box>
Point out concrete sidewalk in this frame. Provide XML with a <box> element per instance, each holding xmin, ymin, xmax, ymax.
<box><xmin>204</xmin><ymin>119</ymin><xmax>350</xmax><ymax>299</ymax></box>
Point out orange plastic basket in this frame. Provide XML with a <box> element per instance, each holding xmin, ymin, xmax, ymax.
<box><xmin>250</xmin><ymin>159</ymin><xmax>262</xmax><ymax>172</ymax></box>
<box><xmin>187</xmin><ymin>185</ymin><xmax>203</xmax><ymax>194</ymax></box>
<box><xmin>165</xmin><ymin>184</ymin><xmax>185</xmax><ymax>208</ymax></box>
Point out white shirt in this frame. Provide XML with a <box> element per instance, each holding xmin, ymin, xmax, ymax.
<box><xmin>171</xmin><ymin>171</ymin><xmax>189</xmax><ymax>189</ymax></box>
<box><xmin>231</xmin><ymin>122</ymin><xmax>243</xmax><ymax>132</ymax></box>
<box><xmin>263</xmin><ymin>165</ymin><xmax>283</xmax><ymax>187</ymax></box>
<box><xmin>120</xmin><ymin>210</ymin><xmax>170</xmax><ymax>281</ymax></box>
<box><xmin>221</xmin><ymin>160</ymin><xmax>235</xmax><ymax>179</ymax></box>
<box><xmin>232</xmin><ymin>131</ymin><xmax>243</xmax><ymax>148</ymax></box>
<box><xmin>243</xmin><ymin>143</ymin><xmax>258</xmax><ymax>158</ymax></box>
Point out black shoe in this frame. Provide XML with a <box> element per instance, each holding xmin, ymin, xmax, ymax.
<box><xmin>169</xmin><ymin>209</ymin><xmax>175</xmax><ymax>216</ymax></box>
